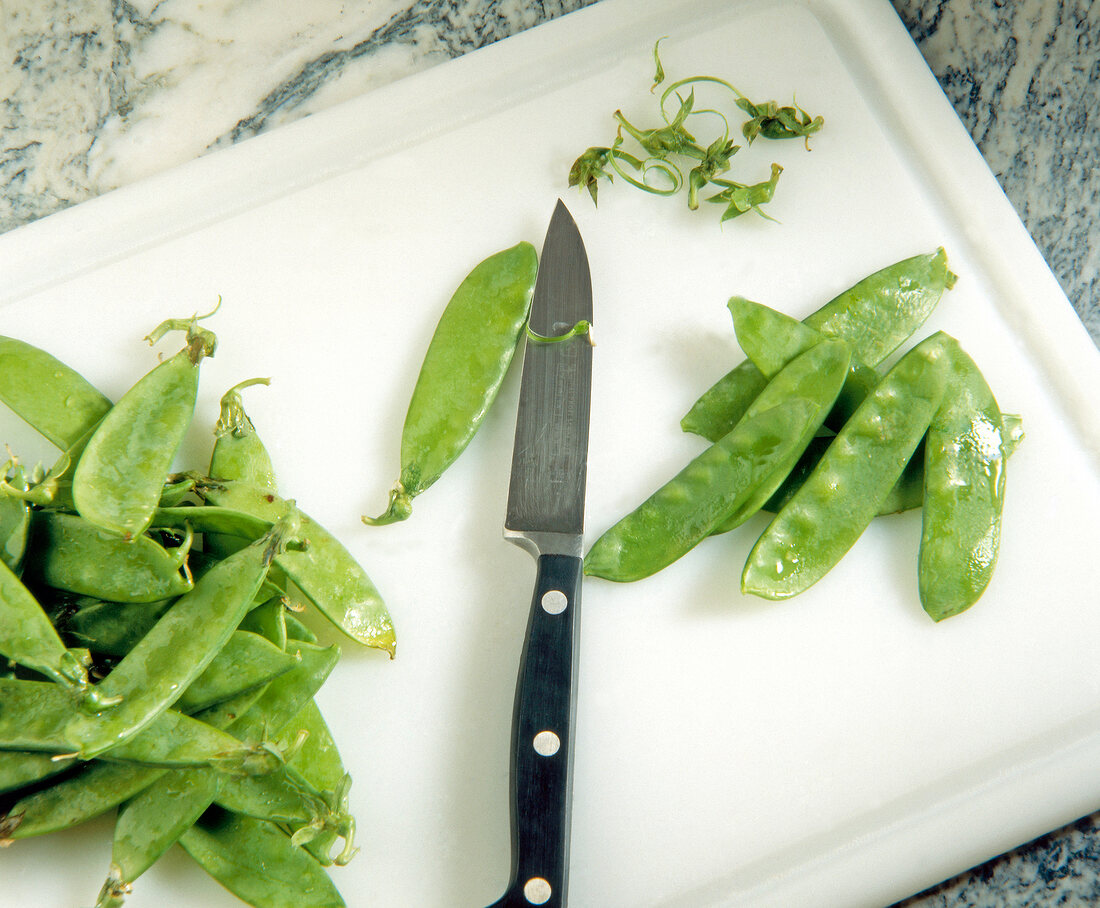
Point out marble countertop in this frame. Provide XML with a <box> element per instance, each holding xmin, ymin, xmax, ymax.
<box><xmin>2</xmin><ymin>0</ymin><xmax>1098</xmax><ymax>905</ymax></box>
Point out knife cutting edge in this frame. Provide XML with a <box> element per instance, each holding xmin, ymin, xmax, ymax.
<box><xmin>488</xmin><ymin>199</ymin><xmax>593</xmax><ymax>908</ymax></box>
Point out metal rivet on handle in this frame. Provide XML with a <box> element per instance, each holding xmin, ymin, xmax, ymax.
<box><xmin>533</xmin><ymin>730</ymin><xmax>560</xmax><ymax>756</ymax></box>
<box><xmin>541</xmin><ymin>589</ymin><xmax>568</xmax><ymax>615</ymax></box>
<box><xmin>524</xmin><ymin>877</ymin><xmax>552</xmax><ymax>904</ymax></box>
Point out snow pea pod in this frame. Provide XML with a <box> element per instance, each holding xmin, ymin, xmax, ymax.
<box><xmin>72</xmin><ymin>316</ymin><xmax>217</xmax><ymax>539</ymax></box>
<box><xmin>95</xmin><ymin>768</ymin><xmax>221</xmax><ymax>908</ymax></box>
<box><xmin>742</xmin><ymin>332</ymin><xmax>952</xmax><ymax>599</ymax></box>
<box><xmin>174</xmin><ymin>630</ymin><xmax>301</xmax><ymax>714</ymax></box>
<box><xmin>179</xmin><ymin>808</ymin><xmax>346</xmax><ymax>908</ymax></box>
<box><xmin>682</xmin><ymin>248</ymin><xmax>956</xmax><ymax>441</ymax></box>
<box><xmin>0</xmin><ymin>555</ymin><xmax>95</xmax><ymax>697</ymax></box>
<box><xmin>61</xmin><ymin>597</ymin><xmax>174</xmax><ymax>657</ymax></box>
<box><xmin>210</xmin><ymin>378</ymin><xmax>278</xmax><ymax>491</ymax></box>
<box><xmin>198</xmin><ymin>479</ymin><xmax>394</xmax><ymax>656</ymax></box>
<box><xmin>26</xmin><ymin>510</ymin><xmax>193</xmax><ymax>603</ymax></box>
<box><xmin>0</xmin><ymin>750</ymin><xmax>77</xmax><ymax>794</ymax></box>
<box><xmin>365</xmin><ymin>241</ymin><xmax>538</xmax><ymax>525</ymax></box>
<box><xmin>66</xmin><ymin>521</ymin><xmax>291</xmax><ymax>758</ymax></box>
<box><xmin>919</xmin><ymin>339</ymin><xmax>1009</xmax><ymax>620</ymax></box>
<box><xmin>729</xmin><ymin>296</ymin><xmax>879</xmax><ymax>429</ymax></box>
<box><xmin>0</xmin><ymin>464</ymin><xmax>31</xmax><ymax>571</ymax></box>
<box><xmin>584</xmin><ymin>397</ymin><xmax>820</xmax><ymax>582</ymax></box>
<box><xmin>0</xmin><ymin>335</ymin><xmax>112</xmax><ymax>450</ymax></box>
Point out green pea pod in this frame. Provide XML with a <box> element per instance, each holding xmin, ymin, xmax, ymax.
<box><xmin>584</xmin><ymin>397</ymin><xmax>821</xmax><ymax>582</ymax></box>
<box><xmin>729</xmin><ymin>296</ymin><xmax>880</xmax><ymax>429</ymax></box>
<box><xmin>198</xmin><ymin>480</ymin><xmax>395</xmax><ymax>656</ymax></box>
<box><xmin>73</xmin><ymin>317</ymin><xmax>217</xmax><ymax>539</ymax></box>
<box><xmin>0</xmin><ymin>335</ymin><xmax>112</xmax><ymax>450</ymax></box>
<box><xmin>153</xmin><ymin>504</ymin><xmax>273</xmax><ymax>541</ymax></box>
<box><xmin>0</xmin><ymin>750</ymin><xmax>76</xmax><ymax>794</ymax></box>
<box><xmin>62</xmin><ymin>597</ymin><xmax>174</xmax><ymax>658</ymax></box>
<box><xmin>278</xmin><ymin>700</ymin><xmax>346</xmax><ymax>795</ymax></box>
<box><xmin>284</xmin><ymin>612</ymin><xmax>319</xmax><ymax>644</ymax></box>
<box><xmin>239</xmin><ymin>595</ymin><xmax>289</xmax><ymax>650</ymax></box>
<box><xmin>0</xmin><ymin>680</ymin><xmax>276</xmax><ymax>770</ymax></box>
<box><xmin>95</xmin><ymin>768</ymin><xmax>221</xmax><ymax>908</ymax></box>
<box><xmin>0</xmin><ymin>464</ymin><xmax>31</xmax><ymax>571</ymax></box>
<box><xmin>210</xmin><ymin>378</ymin><xmax>279</xmax><ymax>491</ymax></box>
<box><xmin>26</xmin><ymin>510</ymin><xmax>193</xmax><ymax>603</ymax></box>
<box><xmin>742</xmin><ymin>332</ymin><xmax>952</xmax><ymax>599</ymax></box>
<box><xmin>0</xmin><ymin>555</ymin><xmax>93</xmax><ymax>695</ymax></box>
<box><xmin>179</xmin><ymin>809</ymin><xmax>346</xmax><ymax>908</ymax></box>
<box><xmin>682</xmin><ymin>248</ymin><xmax>957</xmax><ymax>441</ymax></box>
<box><xmin>919</xmin><ymin>339</ymin><xmax>1010</xmax><ymax>621</ymax></box>
<box><xmin>710</xmin><ymin>338</ymin><xmax>852</xmax><ymax>534</ymax></box>
<box><xmin>365</xmin><ymin>241</ymin><xmax>538</xmax><ymax>525</ymax></box>
<box><xmin>68</xmin><ymin>520</ymin><xmax>292</xmax><ymax>758</ymax></box>
<box><xmin>174</xmin><ymin>630</ymin><xmax>301</xmax><ymax>714</ymax></box>
<box><xmin>1</xmin><ymin>761</ymin><xmax>168</xmax><ymax>842</ymax></box>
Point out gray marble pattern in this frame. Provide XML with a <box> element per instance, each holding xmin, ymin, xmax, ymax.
<box><xmin>1</xmin><ymin>0</ymin><xmax>1098</xmax><ymax>905</ymax></box>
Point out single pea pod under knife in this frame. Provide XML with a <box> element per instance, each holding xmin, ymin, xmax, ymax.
<box><xmin>365</xmin><ymin>241</ymin><xmax>538</xmax><ymax>525</ymax></box>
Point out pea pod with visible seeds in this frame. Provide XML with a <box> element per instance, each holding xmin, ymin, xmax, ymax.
<box><xmin>919</xmin><ymin>339</ymin><xmax>1008</xmax><ymax>621</ymax></box>
<box><xmin>72</xmin><ymin>313</ymin><xmax>217</xmax><ymax>539</ymax></box>
<box><xmin>0</xmin><ymin>335</ymin><xmax>112</xmax><ymax>451</ymax></box>
<box><xmin>584</xmin><ymin>397</ymin><xmax>820</xmax><ymax>582</ymax></box>
<box><xmin>682</xmin><ymin>248</ymin><xmax>957</xmax><ymax>442</ymax></box>
<box><xmin>365</xmin><ymin>241</ymin><xmax>538</xmax><ymax>525</ymax></box>
<box><xmin>742</xmin><ymin>332</ymin><xmax>953</xmax><ymax>599</ymax></box>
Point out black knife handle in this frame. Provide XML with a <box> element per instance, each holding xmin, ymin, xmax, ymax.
<box><xmin>489</xmin><ymin>552</ymin><xmax>582</xmax><ymax>908</ymax></box>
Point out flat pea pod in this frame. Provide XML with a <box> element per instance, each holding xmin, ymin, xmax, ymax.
<box><xmin>742</xmin><ymin>332</ymin><xmax>952</xmax><ymax>599</ymax></box>
<box><xmin>95</xmin><ymin>768</ymin><xmax>221</xmax><ymax>908</ymax></box>
<box><xmin>26</xmin><ymin>509</ymin><xmax>193</xmax><ymax>603</ymax></box>
<box><xmin>584</xmin><ymin>397</ymin><xmax>820</xmax><ymax>582</ymax></box>
<box><xmin>0</xmin><ymin>335</ymin><xmax>112</xmax><ymax>450</ymax></box>
<box><xmin>153</xmin><ymin>504</ymin><xmax>273</xmax><ymax>541</ymax></box>
<box><xmin>682</xmin><ymin>248</ymin><xmax>956</xmax><ymax>441</ymax></box>
<box><xmin>210</xmin><ymin>378</ymin><xmax>278</xmax><ymax>491</ymax></box>
<box><xmin>64</xmin><ymin>521</ymin><xmax>291</xmax><ymax>758</ymax></box>
<box><xmin>710</xmin><ymin>338</ymin><xmax>852</xmax><ymax>534</ymax></box>
<box><xmin>179</xmin><ymin>808</ymin><xmax>346</xmax><ymax>908</ymax></box>
<box><xmin>0</xmin><ymin>750</ymin><xmax>77</xmax><ymax>794</ymax></box>
<box><xmin>61</xmin><ymin>597</ymin><xmax>174</xmax><ymax>658</ymax></box>
<box><xmin>729</xmin><ymin>295</ymin><xmax>880</xmax><ymax>430</ymax></box>
<box><xmin>365</xmin><ymin>241</ymin><xmax>538</xmax><ymax>525</ymax></box>
<box><xmin>0</xmin><ymin>554</ymin><xmax>94</xmax><ymax>695</ymax></box>
<box><xmin>279</xmin><ymin>700</ymin><xmax>346</xmax><ymax>795</ymax></box>
<box><xmin>73</xmin><ymin>316</ymin><xmax>217</xmax><ymax>539</ymax></box>
<box><xmin>240</xmin><ymin>595</ymin><xmax>289</xmax><ymax>650</ymax></box>
<box><xmin>199</xmin><ymin>480</ymin><xmax>395</xmax><ymax>656</ymax></box>
<box><xmin>919</xmin><ymin>339</ymin><xmax>1010</xmax><ymax>620</ymax></box>
<box><xmin>1</xmin><ymin>761</ymin><xmax>167</xmax><ymax>842</ymax></box>
<box><xmin>0</xmin><ymin>681</ymin><xmax>276</xmax><ymax>770</ymax></box>
<box><xmin>0</xmin><ymin>464</ymin><xmax>31</xmax><ymax>570</ymax></box>
<box><xmin>174</xmin><ymin>630</ymin><xmax>301</xmax><ymax>714</ymax></box>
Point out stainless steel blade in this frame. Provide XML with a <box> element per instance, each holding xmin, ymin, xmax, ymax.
<box><xmin>504</xmin><ymin>199</ymin><xmax>593</xmax><ymax>557</ymax></box>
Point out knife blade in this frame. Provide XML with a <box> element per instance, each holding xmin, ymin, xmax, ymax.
<box><xmin>489</xmin><ymin>199</ymin><xmax>593</xmax><ymax>908</ymax></box>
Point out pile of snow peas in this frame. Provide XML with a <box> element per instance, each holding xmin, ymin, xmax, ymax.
<box><xmin>585</xmin><ymin>249</ymin><xmax>1022</xmax><ymax>621</ymax></box>
<box><xmin>0</xmin><ymin>310</ymin><xmax>394</xmax><ymax>907</ymax></box>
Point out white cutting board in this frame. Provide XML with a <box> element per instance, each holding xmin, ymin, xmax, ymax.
<box><xmin>2</xmin><ymin>0</ymin><xmax>1099</xmax><ymax>906</ymax></box>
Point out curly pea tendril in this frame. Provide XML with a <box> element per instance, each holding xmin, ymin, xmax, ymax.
<box><xmin>568</xmin><ymin>38</ymin><xmax>823</xmax><ymax>222</ymax></box>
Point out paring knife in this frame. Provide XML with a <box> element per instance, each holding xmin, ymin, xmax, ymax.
<box><xmin>488</xmin><ymin>199</ymin><xmax>593</xmax><ymax>908</ymax></box>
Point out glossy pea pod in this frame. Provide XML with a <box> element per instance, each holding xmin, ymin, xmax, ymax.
<box><xmin>585</xmin><ymin>338</ymin><xmax>851</xmax><ymax>582</ymax></box>
<box><xmin>24</xmin><ymin>510</ymin><xmax>194</xmax><ymax>603</ymax></box>
<box><xmin>364</xmin><ymin>241</ymin><xmax>538</xmax><ymax>525</ymax></box>
<box><xmin>72</xmin><ymin>312</ymin><xmax>218</xmax><ymax>539</ymax></box>
<box><xmin>0</xmin><ymin>335</ymin><xmax>112</xmax><ymax>451</ymax></box>
<box><xmin>0</xmin><ymin>462</ymin><xmax>31</xmax><ymax>571</ymax></box>
<box><xmin>918</xmin><ymin>339</ymin><xmax>1009</xmax><ymax>621</ymax></box>
<box><xmin>199</xmin><ymin>479</ymin><xmax>395</xmax><ymax>656</ymax></box>
<box><xmin>682</xmin><ymin>248</ymin><xmax>957</xmax><ymax>442</ymax></box>
<box><xmin>584</xmin><ymin>397</ymin><xmax>818</xmax><ymax>582</ymax></box>
<box><xmin>742</xmin><ymin>332</ymin><xmax>953</xmax><ymax>599</ymax></box>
